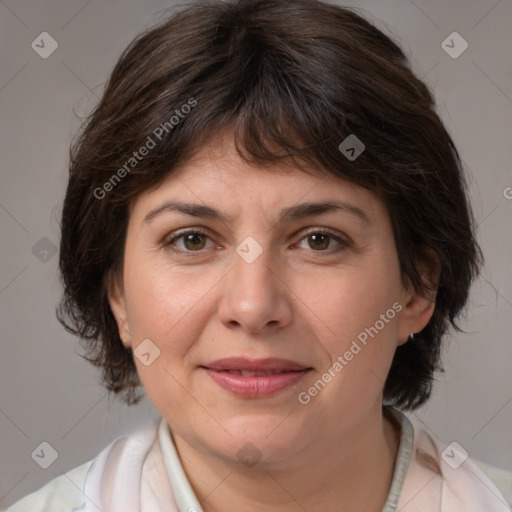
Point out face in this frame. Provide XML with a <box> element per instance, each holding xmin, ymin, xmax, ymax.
<box><xmin>109</xmin><ymin>134</ymin><xmax>435</xmax><ymax>468</ymax></box>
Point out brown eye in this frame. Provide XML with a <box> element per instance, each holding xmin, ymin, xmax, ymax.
<box><xmin>165</xmin><ymin>230</ymin><xmax>213</xmax><ymax>253</ymax></box>
<box><xmin>182</xmin><ymin>232</ymin><xmax>207</xmax><ymax>251</ymax></box>
<box><xmin>297</xmin><ymin>229</ymin><xmax>349</xmax><ymax>252</ymax></box>
<box><xmin>307</xmin><ymin>233</ymin><xmax>331</xmax><ymax>250</ymax></box>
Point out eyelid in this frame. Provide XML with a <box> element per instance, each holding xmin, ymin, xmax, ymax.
<box><xmin>296</xmin><ymin>227</ymin><xmax>350</xmax><ymax>251</ymax></box>
<box><xmin>164</xmin><ymin>226</ymin><xmax>351</xmax><ymax>254</ymax></box>
<box><xmin>163</xmin><ymin>227</ymin><xmax>217</xmax><ymax>253</ymax></box>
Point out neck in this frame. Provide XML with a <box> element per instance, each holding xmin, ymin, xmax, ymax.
<box><xmin>171</xmin><ymin>404</ymin><xmax>400</xmax><ymax>512</ymax></box>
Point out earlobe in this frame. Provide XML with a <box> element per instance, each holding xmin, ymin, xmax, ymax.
<box><xmin>397</xmin><ymin>291</ymin><xmax>435</xmax><ymax>345</ymax></box>
<box><xmin>106</xmin><ymin>270</ymin><xmax>131</xmax><ymax>343</ymax></box>
<box><xmin>397</xmin><ymin>248</ymin><xmax>440</xmax><ymax>345</ymax></box>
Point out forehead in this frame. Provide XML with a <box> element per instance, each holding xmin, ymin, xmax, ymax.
<box><xmin>172</xmin><ymin>134</ymin><xmax>326</xmax><ymax>184</ymax></box>
<box><xmin>130</xmin><ymin>133</ymin><xmax>385</xmax><ymax>224</ymax></box>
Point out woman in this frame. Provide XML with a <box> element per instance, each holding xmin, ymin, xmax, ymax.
<box><xmin>6</xmin><ymin>0</ymin><xmax>510</xmax><ymax>510</ymax></box>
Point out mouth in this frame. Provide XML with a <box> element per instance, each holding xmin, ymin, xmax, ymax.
<box><xmin>202</xmin><ymin>357</ymin><xmax>311</xmax><ymax>372</ymax></box>
<box><xmin>213</xmin><ymin>369</ymin><xmax>301</xmax><ymax>377</ymax></box>
<box><xmin>200</xmin><ymin>358</ymin><xmax>313</xmax><ymax>398</ymax></box>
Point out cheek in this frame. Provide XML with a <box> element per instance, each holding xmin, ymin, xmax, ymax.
<box><xmin>123</xmin><ymin>258</ymin><xmax>201</xmax><ymax>350</ymax></box>
<box><xmin>124</xmin><ymin>262</ymin><xmax>207</xmax><ymax>412</ymax></box>
<box><xmin>317</xmin><ymin>262</ymin><xmax>401</xmax><ymax>343</ymax></box>
<box><xmin>306</xmin><ymin>257</ymin><xmax>402</xmax><ymax>400</ymax></box>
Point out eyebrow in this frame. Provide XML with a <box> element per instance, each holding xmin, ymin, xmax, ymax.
<box><xmin>143</xmin><ymin>200</ymin><xmax>371</xmax><ymax>225</ymax></box>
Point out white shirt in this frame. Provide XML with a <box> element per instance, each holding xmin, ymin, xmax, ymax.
<box><xmin>4</xmin><ymin>408</ymin><xmax>511</xmax><ymax>511</ymax></box>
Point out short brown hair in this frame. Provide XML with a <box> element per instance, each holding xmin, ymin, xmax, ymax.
<box><xmin>57</xmin><ymin>0</ymin><xmax>483</xmax><ymax>410</ymax></box>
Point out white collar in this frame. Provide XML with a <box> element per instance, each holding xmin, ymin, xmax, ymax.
<box><xmin>76</xmin><ymin>409</ymin><xmax>509</xmax><ymax>511</ymax></box>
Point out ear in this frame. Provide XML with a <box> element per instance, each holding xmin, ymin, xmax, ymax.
<box><xmin>106</xmin><ymin>269</ymin><xmax>131</xmax><ymax>344</ymax></box>
<box><xmin>397</xmin><ymin>247</ymin><xmax>441</xmax><ymax>345</ymax></box>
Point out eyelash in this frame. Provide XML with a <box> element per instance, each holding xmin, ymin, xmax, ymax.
<box><xmin>164</xmin><ymin>228</ymin><xmax>350</xmax><ymax>256</ymax></box>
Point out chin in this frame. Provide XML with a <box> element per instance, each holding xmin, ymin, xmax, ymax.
<box><xmin>210</xmin><ymin>414</ymin><xmax>310</xmax><ymax>463</ymax></box>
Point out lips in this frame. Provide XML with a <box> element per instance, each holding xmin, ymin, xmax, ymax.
<box><xmin>203</xmin><ymin>357</ymin><xmax>309</xmax><ymax>372</ymax></box>
<box><xmin>219</xmin><ymin>369</ymin><xmax>291</xmax><ymax>377</ymax></box>
<box><xmin>201</xmin><ymin>357</ymin><xmax>312</xmax><ymax>398</ymax></box>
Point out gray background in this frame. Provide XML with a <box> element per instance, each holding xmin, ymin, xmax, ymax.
<box><xmin>1</xmin><ymin>0</ymin><xmax>511</xmax><ymax>508</ymax></box>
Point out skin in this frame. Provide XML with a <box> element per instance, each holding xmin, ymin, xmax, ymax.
<box><xmin>108</xmin><ymin>132</ymin><xmax>438</xmax><ymax>511</ymax></box>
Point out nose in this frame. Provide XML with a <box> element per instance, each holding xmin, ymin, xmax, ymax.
<box><xmin>217</xmin><ymin>242</ymin><xmax>293</xmax><ymax>335</ymax></box>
